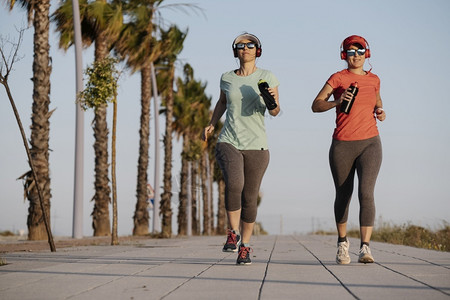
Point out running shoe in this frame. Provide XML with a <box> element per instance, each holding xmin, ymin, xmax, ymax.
<box><xmin>222</xmin><ymin>229</ymin><xmax>241</xmax><ymax>252</ymax></box>
<box><xmin>236</xmin><ymin>245</ymin><xmax>252</xmax><ymax>265</ymax></box>
<box><xmin>336</xmin><ymin>240</ymin><xmax>351</xmax><ymax>265</ymax></box>
<box><xmin>358</xmin><ymin>244</ymin><xmax>374</xmax><ymax>263</ymax></box>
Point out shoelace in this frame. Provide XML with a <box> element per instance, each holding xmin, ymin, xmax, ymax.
<box><xmin>238</xmin><ymin>246</ymin><xmax>252</xmax><ymax>259</ymax></box>
<box><xmin>337</xmin><ymin>243</ymin><xmax>348</xmax><ymax>256</ymax></box>
<box><xmin>360</xmin><ymin>245</ymin><xmax>371</xmax><ymax>254</ymax></box>
<box><xmin>226</xmin><ymin>231</ymin><xmax>237</xmax><ymax>244</ymax></box>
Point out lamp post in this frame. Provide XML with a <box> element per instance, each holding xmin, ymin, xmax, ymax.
<box><xmin>72</xmin><ymin>0</ymin><xmax>84</xmax><ymax>239</ymax></box>
<box><xmin>150</xmin><ymin>62</ymin><xmax>161</xmax><ymax>233</ymax></box>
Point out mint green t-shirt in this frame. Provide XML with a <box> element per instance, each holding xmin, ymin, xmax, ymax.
<box><xmin>218</xmin><ymin>68</ymin><xmax>279</xmax><ymax>150</ymax></box>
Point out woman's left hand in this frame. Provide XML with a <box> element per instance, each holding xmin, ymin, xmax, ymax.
<box><xmin>375</xmin><ymin>108</ymin><xmax>386</xmax><ymax>121</ymax></box>
<box><xmin>267</xmin><ymin>87</ymin><xmax>280</xmax><ymax>116</ymax></box>
<box><xmin>202</xmin><ymin>124</ymin><xmax>215</xmax><ymax>142</ymax></box>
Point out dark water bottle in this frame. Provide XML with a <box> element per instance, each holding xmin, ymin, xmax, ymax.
<box><xmin>340</xmin><ymin>82</ymin><xmax>358</xmax><ymax>114</ymax></box>
<box><xmin>258</xmin><ymin>79</ymin><xmax>278</xmax><ymax>110</ymax></box>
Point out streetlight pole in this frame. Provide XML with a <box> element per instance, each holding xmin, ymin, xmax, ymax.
<box><xmin>72</xmin><ymin>0</ymin><xmax>84</xmax><ymax>239</ymax></box>
<box><xmin>150</xmin><ymin>63</ymin><xmax>161</xmax><ymax>233</ymax></box>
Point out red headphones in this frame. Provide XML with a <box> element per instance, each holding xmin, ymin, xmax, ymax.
<box><xmin>340</xmin><ymin>35</ymin><xmax>371</xmax><ymax>60</ymax></box>
<box><xmin>232</xmin><ymin>33</ymin><xmax>262</xmax><ymax>58</ymax></box>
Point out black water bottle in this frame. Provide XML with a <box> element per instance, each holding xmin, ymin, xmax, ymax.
<box><xmin>258</xmin><ymin>79</ymin><xmax>278</xmax><ymax>110</ymax></box>
<box><xmin>340</xmin><ymin>82</ymin><xmax>358</xmax><ymax>114</ymax></box>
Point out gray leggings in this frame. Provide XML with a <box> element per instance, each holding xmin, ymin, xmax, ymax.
<box><xmin>215</xmin><ymin>143</ymin><xmax>269</xmax><ymax>223</ymax></box>
<box><xmin>329</xmin><ymin>135</ymin><xmax>382</xmax><ymax>227</ymax></box>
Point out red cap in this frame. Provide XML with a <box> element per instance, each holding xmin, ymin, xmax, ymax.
<box><xmin>343</xmin><ymin>35</ymin><xmax>367</xmax><ymax>50</ymax></box>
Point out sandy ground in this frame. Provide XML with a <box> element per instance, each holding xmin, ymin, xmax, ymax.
<box><xmin>0</xmin><ymin>235</ymin><xmax>152</xmax><ymax>253</ymax></box>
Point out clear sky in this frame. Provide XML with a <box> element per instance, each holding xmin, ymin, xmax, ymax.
<box><xmin>1</xmin><ymin>0</ymin><xmax>449</xmax><ymax>237</ymax></box>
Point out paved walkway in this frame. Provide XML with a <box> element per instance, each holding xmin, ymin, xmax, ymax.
<box><xmin>1</xmin><ymin>235</ymin><xmax>449</xmax><ymax>299</ymax></box>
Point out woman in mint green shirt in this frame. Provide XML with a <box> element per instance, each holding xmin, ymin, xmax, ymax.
<box><xmin>202</xmin><ymin>33</ymin><xmax>280</xmax><ymax>265</ymax></box>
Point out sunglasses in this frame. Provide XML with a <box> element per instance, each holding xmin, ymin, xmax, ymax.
<box><xmin>235</xmin><ymin>42</ymin><xmax>257</xmax><ymax>50</ymax></box>
<box><xmin>346</xmin><ymin>49</ymin><xmax>366</xmax><ymax>57</ymax></box>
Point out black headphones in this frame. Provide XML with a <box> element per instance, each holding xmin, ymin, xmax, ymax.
<box><xmin>232</xmin><ymin>33</ymin><xmax>262</xmax><ymax>58</ymax></box>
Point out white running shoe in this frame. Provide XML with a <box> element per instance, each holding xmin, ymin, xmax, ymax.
<box><xmin>358</xmin><ymin>244</ymin><xmax>374</xmax><ymax>263</ymax></box>
<box><xmin>336</xmin><ymin>240</ymin><xmax>351</xmax><ymax>265</ymax></box>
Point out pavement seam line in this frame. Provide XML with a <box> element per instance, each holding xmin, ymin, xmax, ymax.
<box><xmin>376</xmin><ymin>248</ymin><xmax>450</xmax><ymax>270</ymax></box>
<box><xmin>292</xmin><ymin>236</ymin><xmax>360</xmax><ymax>300</ymax></box>
<box><xmin>159</xmin><ymin>253</ymin><xmax>231</xmax><ymax>299</ymax></box>
<box><xmin>65</xmin><ymin>249</ymin><xmax>180</xmax><ymax>299</ymax></box>
<box><xmin>319</xmin><ymin>236</ymin><xmax>450</xmax><ymax>271</ymax></box>
<box><xmin>257</xmin><ymin>235</ymin><xmax>278</xmax><ymax>300</ymax></box>
<box><xmin>312</xmin><ymin>236</ymin><xmax>450</xmax><ymax>297</ymax></box>
<box><xmin>0</xmin><ymin>252</ymin><xmax>113</xmax><ymax>294</ymax></box>
<box><xmin>374</xmin><ymin>262</ymin><xmax>450</xmax><ymax>297</ymax></box>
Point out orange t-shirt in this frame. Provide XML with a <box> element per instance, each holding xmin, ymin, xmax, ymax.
<box><xmin>327</xmin><ymin>69</ymin><xmax>380</xmax><ymax>141</ymax></box>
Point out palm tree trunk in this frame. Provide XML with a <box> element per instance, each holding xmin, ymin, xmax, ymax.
<box><xmin>133</xmin><ymin>64</ymin><xmax>151</xmax><ymax>236</ymax></box>
<box><xmin>177</xmin><ymin>158</ymin><xmax>188</xmax><ymax>235</ymax></box>
<box><xmin>1</xmin><ymin>50</ymin><xmax>55</xmax><ymax>250</ymax></box>
<box><xmin>216</xmin><ymin>178</ymin><xmax>226</xmax><ymax>235</ymax></box>
<box><xmin>177</xmin><ymin>137</ymin><xmax>189</xmax><ymax>235</ymax></box>
<box><xmin>201</xmin><ymin>154</ymin><xmax>209</xmax><ymax>235</ymax></box>
<box><xmin>191</xmin><ymin>161</ymin><xmax>198</xmax><ymax>235</ymax></box>
<box><xmin>161</xmin><ymin>67</ymin><xmax>175</xmax><ymax>238</ymax></box>
<box><xmin>209</xmin><ymin>157</ymin><xmax>214</xmax><ymax>233</ymax></box>
<box><xmin>92</xmin><ymin>34</ymin><xmax>111</xmax><ymax>236</ymax></box>
<box><xmin>27</xmin><ymin>0</ymin><xmax>52</xmax><ymax>241</ymax></box>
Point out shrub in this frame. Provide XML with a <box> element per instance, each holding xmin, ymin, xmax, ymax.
<box><xmin>312</xmin><ymin>222</ymin><xmax>450</xmax><ymax>252</ymax></box>
<box><xmin>0</xmin><ymin>230</ymin><xmax>15</xmax><ymax>237</ymax></box>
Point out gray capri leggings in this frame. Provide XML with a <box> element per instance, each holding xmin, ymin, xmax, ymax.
<box><xmin>329</xmin><ymin>135</ymin><xmax>382</xmax><ymax>227</ymax></box>
<box><xmin>215</xmin><ymin>142</ymin><xmax>270</xmax><ymax>223</ymax></box>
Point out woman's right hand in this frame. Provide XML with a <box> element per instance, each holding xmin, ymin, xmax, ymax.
<box><xmin>338</xmin><ymin>87</ymin><xmax>353</xmax><ymax>105</ymax></box>
<box><xmin>202</xmin><ymin>125</ymin><xmax>215</xmax><ymax>142</ymax></box>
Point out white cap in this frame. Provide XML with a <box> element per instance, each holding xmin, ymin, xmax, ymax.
<box><xmin>233</xmin><ymin>33</ymin><xmax>261</xmax><ymax>48</ymax></box>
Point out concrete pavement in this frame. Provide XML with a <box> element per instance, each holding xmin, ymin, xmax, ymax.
<box><xmin>1</xmin><ymin>235</ymin><xmax>449</xmax><ymax>299</ymax></box>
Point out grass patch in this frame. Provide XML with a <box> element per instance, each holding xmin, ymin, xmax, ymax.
<box><xmin>0</xmin><ymin>230</ymin><xmax>16</xmax><ymax>237</ymax></box>
<box><xmin>370</xmin><ymin>222</ymin><xmax>449</xmax><ymax>251</ymax></box>
<box><xmin>313</xmin><ymin>221</ymin><xmax>450</xmax><ymax>252</ymax></box>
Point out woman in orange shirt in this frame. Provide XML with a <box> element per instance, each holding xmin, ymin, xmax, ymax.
<box><xmin>312</xmin><ymin>35</ymin><xmax>386</xmax><ymax>264</ymax></box>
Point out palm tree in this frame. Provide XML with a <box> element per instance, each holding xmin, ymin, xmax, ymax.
<box><xmin>200</xmin><ymin>146</ymin><xmax>209</xmax><ymax>235</ymax></box>
<box><xmin>207</xmin><ymin>120</ymin><xmax>225</xmax><ymax>234</ymax></box>
<box><xmin>175</xmin><ymin>151</ymin><xmax>188</xmax><ymax>235</ymax></box>
<box><xmin>52</xmin><ymin>0</ymin><xmax>123</xmax><ymax>236</ymax></box>
<box><xmin>115</xmin><ymin>0</ymin><xmax>199</xmax><ymax>236</ymax></box>
<box><xmin>173</xmin><ymin>64</ymin><xmax>211</xmax><ymax>235</ymax></box>
<box><xmin>190</xmin><ymin>144</ymin><xmax>202</xmax><ymax>234</ymax></box>
<box><xmin>187</xmin><ymin>77</ymin><xmax>212</xmax><ymax>236</ymax></box>
<box><xmin>155</xmin><ymin>25</ymin><xmax>187</xmax><ymax>238</ymax></box>
<box><xmin>198</xmin><ymin>109</ymin><xmax>211</xmax><ymax>235</ymax></box>
<box><xmin>173</xmin><ymin>65</ymin><xmax>196</xmax><ymax>235</ymax></box>
<box><xmin>1</xmin><ymin>29</ymin><xmax>56</xmax><ymax>250</ymax></box>
<box><xmin>6</xmin><ymin>0</ymin><xmax>53</xmax><ymax>240</ymax></box>
<box><xmin>174</xmin><ymin>74</ymin><xmax>195</xmax><ymax>235</ymax></box>
<box><xmin>114</xmin><ymin>0</ymin><xmax>162</xmax><ymax>236</ymax></box>
<box><xmin>215</xmin><ymin>160</ymin><xmax>226</xmax><ymax>235</ymax></box>
<box><xmin>173</xmin><ymin>67</ymin><xmax>193</xmax><ymax>235</ymax></box>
